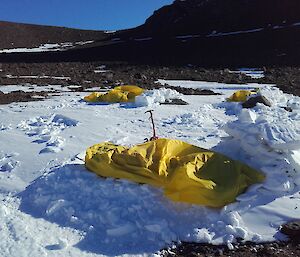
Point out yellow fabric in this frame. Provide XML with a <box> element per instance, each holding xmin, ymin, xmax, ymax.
<box><xmin>84</xmin><ymin>85</ymin><xmax>144</xmax><ymax>103</ymax></box>
<box><xmin>85</xmin><ymin>138</ymin><xmax>265</xmax><ymax>207</ymax></box>
<box><xmin>227</xmin><ymin>90</ymin><xmax>256</xmax><ymax>102</ymax></box>
<box><xmin>83</xmin><ymin>92</ymin><xmax>103</xmax><ymax>102</ymax></box>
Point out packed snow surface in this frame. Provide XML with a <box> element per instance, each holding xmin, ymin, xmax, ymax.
<box><xmin>0</xmin><ymin>80</ymin><xmax>299</xmax><ymax>256</ymax></box>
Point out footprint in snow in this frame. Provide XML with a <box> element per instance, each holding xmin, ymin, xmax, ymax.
<box><xmin>0</xmin><ymin>153</ymin><xmax>19</xmax><ymax>173</ymax></box>
<box><xmin>18</xmin><ymin>114</ymin><xmax>78</xmax><ymax>154</ymax></box>
<box><xmin>0</xmin><ymin>124</ymin><xmax>12</xmax><ymax>131</ymax></box>
<box><xmin>45</xmin><ymin>239</ymin><xmax>68</xmax><ymax>251</ymax></box>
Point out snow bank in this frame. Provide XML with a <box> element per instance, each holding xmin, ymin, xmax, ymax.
<box><xmin>219</xmin><ymin>87</ymin><xmax>300</xmax><ymax>191</ymax></box>
<box><xmin>135</xmin><ymin>88</ymin><xmax>183</xmax><ymax>107</ymax></box>
<box><xmin>18</xmin><ymin>156</ymin><xmax>270</xmax><ymax>255</ymax></box>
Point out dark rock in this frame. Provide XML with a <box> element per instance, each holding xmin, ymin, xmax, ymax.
<box><xmin>242</xmin><ymin>95</ymin><xmax>272</xmax><ymax>108</ymax></box>
<box><xmin>162</xmin><ymin>85</ymin><xmax>220</xmax><ymax>96</ymax></box>
<box><xmin>283</xmin><ymin>106</ymin><xmax>293</xmax><ymax>112</ymax></box>
<box><xmin>0</xmin><ymin>90</ymin><xmax>48</xmax><ymax>105</ymax></box>
<box><xmin>161</xmin><ymin>98</ymin><xmax>189</xmax><ymax>105</ymax></box>
<box><xmin>281</xmin><ymin>220</ymin><xmax>300</xmax><ymax>238</ymax></box>
<box><xmin>133</xmin><ymin>73</ymin><xmax>147</xmax><ymax>80</ymax></box>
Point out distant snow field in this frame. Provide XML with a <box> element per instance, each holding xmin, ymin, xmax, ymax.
<box><xmin>0</xmin><ymin>80</ymin><xmax>299</xmax><ymax>256</ymax></box>
<box><xmin>5</xmin><ymin>75</ymin><xmax>71</xmax><ymax>80</ymax></box>
<box><xmin>228</xmin><ymin>68</ymin><xmax>265</xmax><ymax>79</ymax></box>
<box><xmin>157</xmin><ymin>79</ymin><xmax>272</xmax><ymax>94</ymax></box>
<box><xmin>0</xmin><ymin>41</ymin><xmax>94</xmax><ymax>53</ymax></box>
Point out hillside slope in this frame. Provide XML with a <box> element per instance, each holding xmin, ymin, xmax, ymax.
<box><xmin>140</xmin><ymin>0</ymin><xmax>300</xmax><ymax>37</ymax></box>
<box><xmin>1</xmin><ymin>0</ymin><xmax>300</xmax><ymax>67</ymax></box>
<box><xmin>0</xmin><ymin>21</ymin><xmax>107</xmax><ymax>49</ymax></box>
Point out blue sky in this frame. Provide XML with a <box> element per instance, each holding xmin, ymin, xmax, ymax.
<box><xmin>0</xmin><ymin>0</ymin><xmax>173</xmax><ymax>30</ymax></box>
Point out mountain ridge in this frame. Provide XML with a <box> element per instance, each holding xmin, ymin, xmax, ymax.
<box><xmin>1</xmin><ymin>0</ymin><xmax>300</xmax><ymax>67</ymax></box>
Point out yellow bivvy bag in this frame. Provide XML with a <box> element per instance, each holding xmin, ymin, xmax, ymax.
<box><xmin>227</xmin><ymin>90</ymin><xmax>256</xmax><ymax>102</ymax></box>
<box><xmin>85</xmin><ymin>139</ymin><xmax>264</xmax><ymax>207</ymax></box>
<box><xmin>84</xmin><ymin>85</ymin><xmax>144</xmax><ymax>103</ymax></box>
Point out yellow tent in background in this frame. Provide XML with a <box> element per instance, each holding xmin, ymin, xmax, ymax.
<box><xmin>85</xmin><ymin>138</ymin><xmax>265</xmax><ymax>207</ymax></box>
<box><xmin>84</xmin><ymin>85</ymin><xmax>144</xmax><ymax>103</ymax></box>
<box><xmin>227</xmin><ymin>90</ymin><xmax>257</xmax><ymax>102</ymax></box>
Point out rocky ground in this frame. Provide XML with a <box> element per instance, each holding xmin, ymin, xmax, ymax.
<box><xmin>161</xmin><ymin>239</ymin><xmax>300</xmax><ymax>257</ymax></box>
<box><xmin>1</xmin><ymin>62</ymin><xmax>300</xmax><ymax>105</ymax></box>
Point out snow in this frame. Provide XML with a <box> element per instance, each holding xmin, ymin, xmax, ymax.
<box><xmin>93</xmin><ymin>65</ymin><xmax>110</xmax><ymax>73</ymax></box>
<box><xmin>206</xmin><ymin>22</ymin><xmax>300</xmax><ymax>38</ymax></box>
<box><xmin>157</xmin><ymin>79</ymin><xmax>273</xmax><ymax>95</ymax></box>
<box><xmin>104</xmin><ymin>30</ymin><xmax>116</xmax><ymax>34</ymax></box>
<box><xmin>228</xmin><ymin>68</ymin><xmax>265</xmax><ymax>79</ymax></box>
<box><xmin>207</xmin><ymin>28</ymin><xmax>264</xmax><ymax>37</ymax></box>
<box><xmin>0</xmin><ymin>80</ymin><xmax>300</xmax><ymax>256</ymax></box>
<box><xmin>0</xmin><ymin>84</ymin><xmax>73</xmax><ymax>93</ymax></box>
<box><xmin>94</xmin><ymin>70</ymin><xmax>109</xmax><ymax>73</ymax></box>
<box><xmin>0</xmin><ymin>41</ymin><xmax>94</xmax><ymax>53</ymax></box>
<box><xmin>134</xmin><ymin>37</ymin><xmax>153</xmax><ymax>42</ymax></box>
<box><xmin>135</xmin><ymin>88</ymin><xmax>183</xmax><ymax>107</ymax></box>
<box><xmin>5</xmin><ymin>75</ymin><xmax>71</xmax><ymax>80</ymax></box>
<box><xmin>176</xmin><ymin>35</ymin><xmax>200</xmax><ymax>39</ymax></box>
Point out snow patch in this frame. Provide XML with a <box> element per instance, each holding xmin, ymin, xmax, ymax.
<box><xmin>0</xmin><ymin>124</ymin><xmax>12</xmax><ymax>131</ymax></box>
<box><xmin>157</xmin><ymin>79</ymin><xmax>272</xmax><ymax>94</ymax></box>
<box><xmin>162</xmin><ymin>104</ymin><xmax>235</xmax><ymax>148</ymax></box>
<box><xmin>135</xmin><ymin>88</ymin><xmax>183</xmax><ymax>107</ymax></box>
<box><xmin>5</xmin><ymin>75</ymin><xmax>71</xmax><ymax>80</ymax></box>
<box><xmin>18</xmin><ymin>114</ymin><xmax>79</xmax><ymax>154</ymax></box>
<box><xmin>0</xmin><ymin>152</ymin><xmax>19</xmax><ymax>173</ymax></box>
<box><xmin>134</xmin><ymin>37</ymin><xmax>153</xmax><ymax>41</ymax></box>
<box><xmin>0</xmin><ymin>41</ymin><xmax>94</xmax><ymax>53</ymax></box>
<box><xmin>229</xmin><ymin>68</ymin><xmax>265</xmax><ymax>79</ymax></box>
<box><xmin>207</xmin><ymin>28</ymin><xmax>264</xmax><ymax>37</ymax></box>
<box><xmin>0</xmin><ymin>84</ymin><xmax>72</xmax><ymax>94</ymax></box>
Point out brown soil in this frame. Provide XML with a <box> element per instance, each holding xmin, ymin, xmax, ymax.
<box><xmin>0</xmin><ymin>21</ymin><xmax>107</xmax><ymax>49</ymax></box>
<box><xmin>0</xmin><ymin>90</ymin><xmax>48</xmax><ymax>104</ymax></box>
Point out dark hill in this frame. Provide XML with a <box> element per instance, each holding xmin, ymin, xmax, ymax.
<box><xmin>0</xmin><ymin>21</ymin><xmax>107</xmax><ymax>49</ymax></box>
<box><xmin>139</xmin><ymin>0</ymin><xmax>300</xmax><ymax>37</ymax></box>
<box><xmin>1</xmin><ymin>0</ymin><xmax>300</xmax><ymax>67</ymax></box>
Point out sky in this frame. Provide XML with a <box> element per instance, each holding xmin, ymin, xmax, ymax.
<box><xmin>0</xmin><ymin>0</ymin><xmax>173</xmax><ymax>31</ymax></box>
